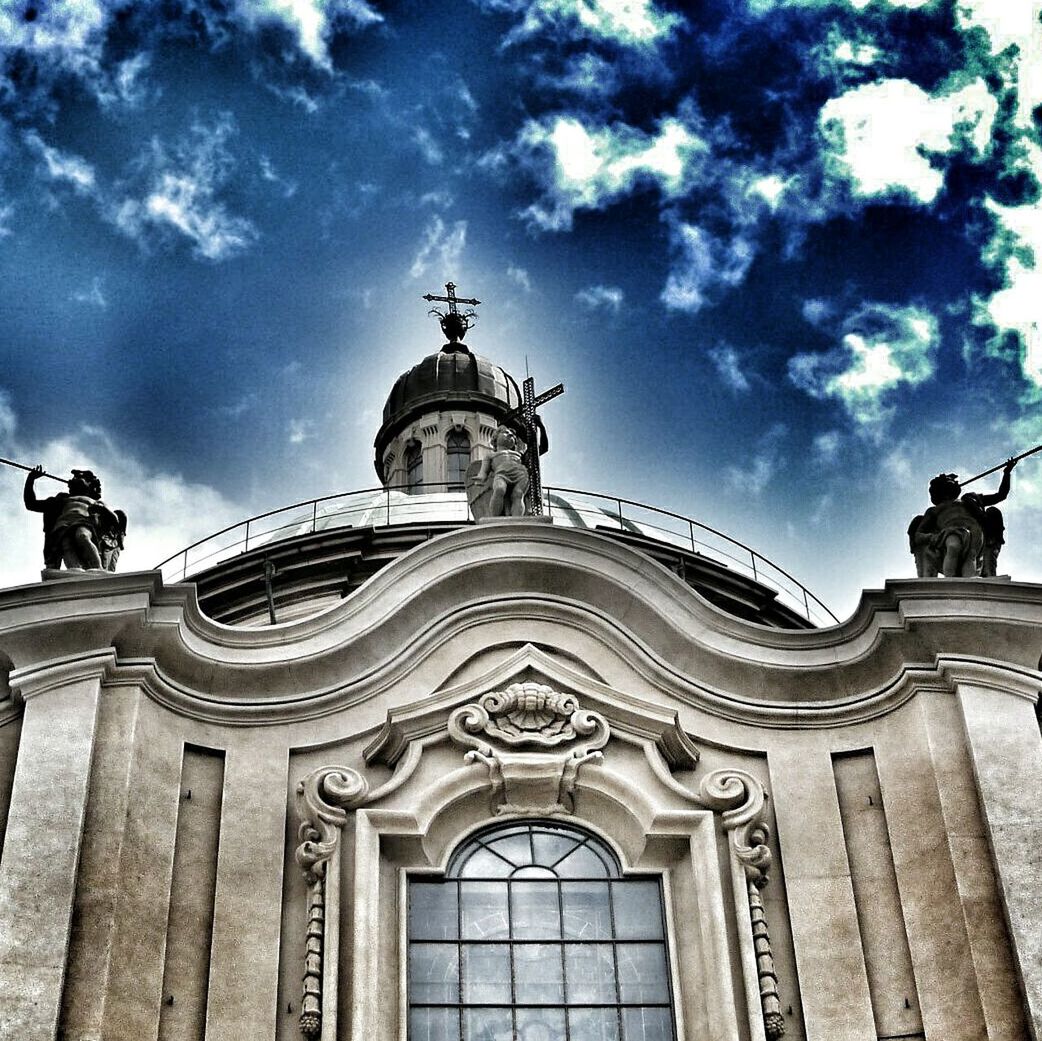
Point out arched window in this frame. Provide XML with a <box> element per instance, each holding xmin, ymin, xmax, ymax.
<box><xmin>447</xmin><ymin>430</ymin><xmax>471</xmax><ymax>490</ymax></box>
<box><xmin>406</xmin><ymin>441</ymin><xmax>424</xmax><ymax>492</ymax></box>
<box><xmin>408</xmin><ymin>821</ymin><xmax>675</xmax><ymax>1041</ymax></box>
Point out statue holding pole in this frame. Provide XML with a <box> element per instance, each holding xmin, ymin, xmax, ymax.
<box><xmin>907</xmin><ymin>450</ymin><xmax>1033</xmax><ymax>578</ymax></box>
<box><xmin>7</xmin><ymin>458</ymin><xmax>127</xmax><ymax>574</ymax></box>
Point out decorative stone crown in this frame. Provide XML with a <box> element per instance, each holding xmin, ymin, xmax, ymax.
<box><xmin>471</xmin><ymin>681</ymin><xmax>586</xmax><ymax>745</ymax></box>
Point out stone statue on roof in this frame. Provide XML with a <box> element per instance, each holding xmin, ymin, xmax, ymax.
<box><xmin>466</xmin><ymin>425</ymin><xmax>530</xmax><ymax>519</ymax></box>
<box><xmin>907</xmin><ymin>459</ymin><xmax>1015</xmax><ymax>578</ymax></box>
<box><xmin>23</xmin><ymin>464</ymin><xmax>127</xmax><ymax>573</ymax></box>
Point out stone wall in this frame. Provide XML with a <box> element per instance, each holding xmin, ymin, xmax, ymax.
<box><xmin>0</xmin><ymin>522</ymin><xmax>1038</xmax><ymax>1040</ymax></box>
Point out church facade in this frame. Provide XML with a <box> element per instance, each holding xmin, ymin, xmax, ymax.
<box><xmin>0</xmin><ymin>330</ymin><xmax>1040</xmax><ymax>1041</ymax></box>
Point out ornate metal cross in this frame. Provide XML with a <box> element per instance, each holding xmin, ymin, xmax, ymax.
<box><xmin>422</xmin><ymin>282</ymin><xmax>480</xmax><ymax>314</ymax></box>
<box><xmin>503</xmin><ymin>376</ymin><xmax>565</xmax><ymax>516</ymax></box>
<box><xmin>423</xmin><ymin>282</ymin><xmax>481</xmax><ymax>343</ymax></box>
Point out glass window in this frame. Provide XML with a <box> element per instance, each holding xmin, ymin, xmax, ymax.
<box><xmin>447</xmin><ymin>430</ymin><xmax>471</xmax><ymax>490</ymax></box>
<box><xmin>406</xmin><ymin>441</ymin><xmax>424</xmax><ymax>492</ymax></box>
<box><xmin>407</xmin><ymin>821</ymin><xmax>676</xmax><ymax>1041</ymax></box>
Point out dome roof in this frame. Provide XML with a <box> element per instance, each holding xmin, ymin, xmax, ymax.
<box><xmin>374</xmin><ymin>345</ymin><xmax>522</xmax><ymax>477</ymax></box>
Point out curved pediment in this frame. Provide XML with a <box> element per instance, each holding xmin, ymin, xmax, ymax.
<box><xmin>2</xmin><ymin>521</ymin><xmax>1041</xmax><ymax>724</ymax></box>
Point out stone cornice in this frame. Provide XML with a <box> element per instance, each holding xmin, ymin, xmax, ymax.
<box><xmin>0</xmin><ymin>524</ymin><xmax>1039</xmax><ymax>724</ymax></box>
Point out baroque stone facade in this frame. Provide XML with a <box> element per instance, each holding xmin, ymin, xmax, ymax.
<box><xmin>0</xmin><ymin>520</ymin><xmax>1040</xmax><ymax>1041</ymax></box>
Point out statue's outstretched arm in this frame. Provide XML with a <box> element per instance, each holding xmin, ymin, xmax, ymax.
<box><xmin>979</xmin><ymin>458</ymin><xmax>1016</xmax><ymax>506</ymax></box>
<box><xmin>23</xmin><ymin>465</ymin><xmax>45</xmax><ymax>512</ymax></box>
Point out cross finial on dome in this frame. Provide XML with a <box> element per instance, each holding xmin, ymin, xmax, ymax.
<box><xmin>422</xmin><ymin>281</ymin><xmax>481</xmax><ymax>346</ymax></box>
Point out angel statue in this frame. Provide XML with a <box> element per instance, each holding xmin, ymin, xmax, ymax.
<box><xmin>465</xmin><ymin>425</ymin><xmax>530</xmax><ymax>519</ymax></box>
<box><xmin>23</xmin><ymin>465</ymin><xmax>127</xmax><ymax>573</ymax></box>
<box><xmin>907</xmin><ymin>458</ymin><xmax>1015</xmax><ymax>578</ymax></box>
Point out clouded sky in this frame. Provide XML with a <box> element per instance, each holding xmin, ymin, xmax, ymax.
<box><xmin>0</xmin><ymin>0</ymin><xmax>1039</xmax><ymax>620</ymax></box>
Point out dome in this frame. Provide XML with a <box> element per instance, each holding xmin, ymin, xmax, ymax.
<box><xmin>374</xmin><ymin>345</ymin><xmax>522</xmax><ymax>479</ymax></box>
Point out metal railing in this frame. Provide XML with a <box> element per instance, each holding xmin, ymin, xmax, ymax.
<box><xmin>155</xmin><ymin>483</ymin><xmax>838</xmax><ymax>626</ymax></box>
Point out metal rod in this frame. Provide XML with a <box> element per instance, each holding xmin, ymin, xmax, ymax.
<box><xmin>960</xmin><ymin>443</ymin><xmax>1042</xmax><ymax>487</ymax></box>
<box><xmin>0</xmin><ymin>457</ymin><xmax>68</xmax><ymax>484</ymax></box>
<box><xmin>244</xmin><ymin>519</ymin><xmax>251</xmax><ymax>553</ymax></box>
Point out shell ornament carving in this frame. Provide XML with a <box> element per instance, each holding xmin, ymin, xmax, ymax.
<box><xmin>480</xmin><ymin>682</ymin><xmax>585</xmax><ymax>744</ymax></box>
<box><xmin>448</xmin><ymin>681</ymin><xmax>610</xmax><ymax>816</ymax></box>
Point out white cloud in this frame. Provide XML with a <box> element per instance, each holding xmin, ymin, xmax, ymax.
<box><xmin>812</xmin><ymin>429</ymin><xmax>842</xmax><ymax>464</ymax></box>
<box><xmin>113</xmin><ymin>116</ymin><xmax>257</xmax><ymax>262</ymax></box>
<box><xmin>71</xmin><ymin>277</ymin><xmax>107</xmax><ymax>309</ymax></box>
<box><xmin>25</xmin><ymin>131</ymin><xmax>96</xmax><ymax>195</ymax></box>
<box><xmin>575</xmin><ymin>284</ymin><xmax>623</xmax><ymax>312</ymax></box>
<box><xmin>819</xmin><ymin>77</ymin><xmax>998</xmax><ymax>203</ymax></box>
<box><xmin>482</xmin><ymin>0</ymin><xmax>682</xmax><ymax>49</ymax></box>
<box><xmin>788</xmin><ymin>302</ymin><xmax>940</xmax><ymax>433</ymax></box>
<box><xmin>232</xmin><ymin>0</ymin><xmax>382</xmax><ymax>68</ymax></box>
<box><xmin>725</xmin><ymin>423</ymin><xmax>787</xmax><ymax>496</ymax></box>
<box><xmin>409</xmin><ymin>216</ymin><xmax>467</xmax><ymax>280</ymax></box>
<box><xmin>802</xmin><ymin>298</ymin><xmax>834</xmax><ymax>327</ymax></box>
<box><xmin>660</xmin><ymin>220</ymin><xmax>754</xmax><ymax>313</ymax></box>
<box><xmin>507</xmin><ymin>265</ymin><xmax>533</xmax><ymax>292</ymax></box>
<box><xmin>708</xmin><ymin>343</ymin><xmax>751</xmax><ymax>392</ymax></box>
<box><xmin>517</xmin><ymin>114</ymin><xmax>705</xmax><ymax>230</ymax></box>
<box><xmin>288</xmin><ymin>418</ymin><xmax>314</xmax><ymax>444</ymax></box>
<box><xmin>413</xmin><ymin>127</ymin><xmax>444</xmax><ymax>166</ymax></box>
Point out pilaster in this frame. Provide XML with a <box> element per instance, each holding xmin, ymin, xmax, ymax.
<box><xmin>0</xmin><ymin>650</ymin><xmax>113</xmax><ymax>1040</ymax></box>
<box><xmin>953</xmin><ymin>666</ymin><xmax>1042</xmax><ymax>1039</ymax></box>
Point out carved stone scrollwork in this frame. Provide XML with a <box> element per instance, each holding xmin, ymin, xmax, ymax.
<box><xmin>449</xmin><ymin>681</ymin><xmax>610</xmax><ymax>815</ymax></box>
<box><xmin>696</xmin><ymin>769</ymin><xmax>784</xmax><ymax>1038</ymax></box>
<box><xmin>294</xmin><ymin>767</ymin><xmax>371</xmax><ymax>1040</ymax></box>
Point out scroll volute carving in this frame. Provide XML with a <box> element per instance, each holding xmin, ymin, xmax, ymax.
<box><xmin>448</xmin><ymin>680</ymin><xmax>610</xmax><ymax>816</ymax></box>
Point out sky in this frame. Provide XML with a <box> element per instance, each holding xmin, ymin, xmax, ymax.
<box><xmin>0</xmin><ymin>0</ymin><xmax>1040</xmax><ymax>622</ymax></box>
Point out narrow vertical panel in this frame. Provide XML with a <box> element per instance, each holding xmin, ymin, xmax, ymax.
<box><xmin>874</xmin><ymin>700</ymin><xmax>989</xmax><ymax>1041</ymax></box>
<box><xmin>158</xmin><ymin>745</ymin><xmax>225</xmax><ymax>1041</ymax></box>
<box><xmin>958</xmin><ymin>683</ymin><xmax>1042</xmax><ymax>1039</ymax></box>
<box><xmin>0</xmin><ymin>711</ymin><xmax>22</xmax><ymax>867</ymax></box>
<box><xmin>0</xmin><ymin>674</ymin><xmax>101</xmax><ymax>1040</ymax></box>
<box><xmin>923</xmin><ymin>694</ymin><xmax>1028</xmax><ymax>1040</ymax></box>
<box><xmin>205</xmin><ymin>737</ymin><xmax>288</xmax><ymax>1041</ymax></box>
<box><xmin>833</xmin><ymin>750</ymin><xmax>923</xmax><ymax>1039</ymax></box>
<box><xmin>99</xmin><ymin>707</ymin><xmax>183</xmax><ymax>1039</ymax></box>
<box><xmin>767</xmin><ymin>745</ymin><xmax>875</xmax><ymax>1041</ymax></box>
<box><xmin>60</xmin><ymin>687</ymin><xmax>141</xmax><ymax>1040</ymax></box>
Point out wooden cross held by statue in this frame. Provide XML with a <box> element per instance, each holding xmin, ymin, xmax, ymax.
<box><xmin>502</xmin><ymin>376</ymin><xmax>564</xmax><ymax>516</ymax></box>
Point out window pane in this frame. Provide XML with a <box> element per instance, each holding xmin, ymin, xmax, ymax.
<box><xmin>569</xmin><ymin>1007</ymin><xmax>620</xmax><ymax>1041</ymax></box>
<box><xmin>622</xmin><ymin>1007</ymin><xmax>673</xmax><ymax>1041</ymax></box>
<box><xmin>561</xmin><ymin>882</ymin><xmax>612</xmax><ymax>939</ymax></box>
<box><xmin>461</xmin><ymin>882</ymin><xmax>510</xmax><ymax>940</ymax></box>
<box><xmin>531</xmin><ymin>829</ymin><xmax>580</xmax><ymax>868</ymax></box>
<box><xmin>410</xmin><ymin>1007</ymin><xmax>458</xmax><ymax>1041</ymax></box>
<box><xmin>514</xmin><ymin>943</ymin><xmax>565</xmax><ymax>1004</ymax></box>
<box><xmin>611</xmin><ymin>882</ymin><xmax>663</xmax><ymax>940</ymax></box>
<box><xmin>488</xmin><ymin>832</ymin><xmax>533</xmax><ymax>868</ymax></box>
<box><xmin>463</xmin><ymin>943</ymin><xmax>512</xmax><ymax>1005</ymax></box>
<box><xmin>617</xmin><ymin>945</ymin><xmax>669</xmax><ymax>1004</ymax></box>
<box><xmin>555</xmin><ymin>844</ymin><xmax>610</xmax><ymax>878</ymax></box>
<box><xmin>464</xmin><ymin>1007</ymin><xmax>513</xmax><ymax>1041</ymax></box>
<box><xmin>409</xmin><ymin>944</ymin><xmax>460</xmax><ymax>1003</ymax></box>
<box><xmin>510</xmin><ymin>881</ymin><xmax>560</xmax><ymax>939</ymax></box>
<box><xmin>516</xmin><ymin>1008</ymin><xmax>565</xmax><ymax>1041</ymax></box>
<box><xmin>565</xmin><ymin>945</ymin><xmax>616</xmax><ymax>1004</ymax></box>
<box><xmin>410</xmin><ymin>882</ymin><xmax>459</xmax><ymax>941</ymax></box>
<box><xmin>459</xmin><ymin>847</ymin><xmax>514</xmax><ymax>879</ymax></box>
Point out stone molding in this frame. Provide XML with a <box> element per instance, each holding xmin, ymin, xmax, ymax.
<box><xmin>447</xmin><ymin>681</ymin><xmax>610</xmax><ymax>815</ymax></box>
<box><xmin>293</xmin><ymin>679</ymin><xmax>785</xmax><ymax>1041</ymax></box>
<box><xmin>2</xmin><ymin>525</ymin><xmax>1042</xmax><ymax>722</ymax></box>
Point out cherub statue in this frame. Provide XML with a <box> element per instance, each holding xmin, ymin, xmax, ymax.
<box><xmin>465</xmin><ymin>425</ymin><xmax>530</xmax><ymax>519</ymax></box>
<box><xmin>23</xmin><ymin>465</ymin><xmax>127</xmax><ymax>572</ymax></box>
<box><xmin>907</xmin><ymin>459</ymin><xmax>1015</xmax><ymax>578</ymax></box>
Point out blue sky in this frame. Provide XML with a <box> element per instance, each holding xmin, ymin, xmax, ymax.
<box><xmin>0</xmin><ymin>0</ymin><xmax>1040</xmax><ymax>620</ymax></box>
